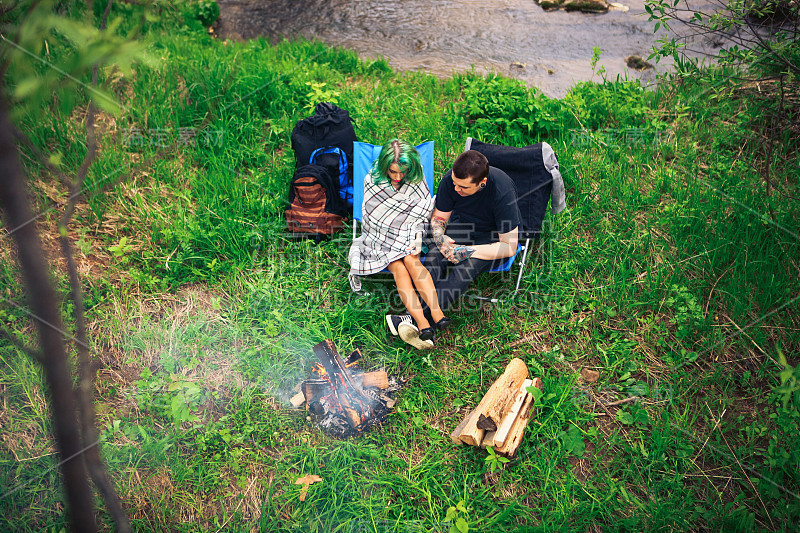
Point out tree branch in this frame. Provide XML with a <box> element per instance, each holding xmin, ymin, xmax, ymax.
<box><xmin>0</xmin><ymin>95</ymin><xmax>97</xmax><ymax>533</ymax></box>
<box><xmin>57</xmin><ymin>1</ymin><xmax>131</xmax><ymax>530</ymax></box>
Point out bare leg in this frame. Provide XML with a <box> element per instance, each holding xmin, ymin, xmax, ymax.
<box><xmin>387</xmin><ymin>260</ymin><xmax>431</xmax><ymax>330</ymax></box>
<box><xmin>402</xmin><ymin>254</ymin><xmax>445</xmax><ymax>323</ymax></box>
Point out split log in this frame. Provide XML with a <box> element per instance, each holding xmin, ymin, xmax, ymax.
<box><xmin>490</xmin><ymin>379</ymin><xmax>533</xmax><ymax>447</ymax></box>
<box><xmin>289</xmin><ymin>392</ymin><xmax>306</xmax><ymax>408</ymax></box>
<box><xmin>496</xmin><ymin>377</ymin><xmax>543</xmax><ymax>457</ymax></box>
<box><xmin>358</xmin><ymin>371</ymin><xmax>389</xmax><ymax>389</ymax></box>
<box><xmin>458</xmin><ymin>358</ymin><xmax>529</xmax><ymax>445</ymax></box>
<box><xmin>450</xmin><ymin>409</ymin><xmax>476</xmax><ymax>445</ymax></box>
<box><xmin>477</xmin><ymin>361</ymin><xmax>531</xmax><ymax>431</ymax></box>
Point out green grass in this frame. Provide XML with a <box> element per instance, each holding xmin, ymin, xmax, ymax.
<box><xmin>1</xmin><ymin>1</ymin><xmax>799</xmax><ymax>531</ymax></box>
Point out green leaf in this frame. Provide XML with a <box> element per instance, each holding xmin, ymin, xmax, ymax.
<box><xmin>778</xmin><ymin>350</ymin><xmax>794</xmax><ymax>385</ymax></box>
<box><xmin>616</xmin><ymin>409</ymin><xmax>635</xmax><ymax>425</ymax></box>
<box><xmin>634</xmin><ymin>407</ymin><xmax>650</xmax><ymax>426</ymax></box>
<box><xmin>528</xmin><ymin>385</ymin><xmax>544</xmax><ymax>405</ymax></box>
<box><xmin>560</xmin><ymin>426</ymin><xmax>585</xmax><ymax>456</ymax></box>
<box><xmin>456</xmin><ymin>501</ymin><xmax>467</xmax><ymax>513</ymax></box>
<box><xmin>456</xmin><ymin>517</ymin><xmax>469</xmax><ymax>533</ymax></box>
<box><xmin>444</xmin><ymin>507</ymin><xmax>457</xmax><ymax>522</ymax></box>
<box><xmin>13</xmin><ymin>77</ymin><xmax>42</xmax><ymax>100</ymax></box>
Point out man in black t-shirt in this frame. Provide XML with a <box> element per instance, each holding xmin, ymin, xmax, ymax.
<box><xmin>386</xmin><ymin>150</ymin><xmax>521</xmax><ymax>342</ymax></box>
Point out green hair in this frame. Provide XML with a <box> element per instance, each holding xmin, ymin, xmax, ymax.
<box><xmin>369</xmin><ymin>139</ymin><xmax>424</xmax><ymax>186</ymax></box>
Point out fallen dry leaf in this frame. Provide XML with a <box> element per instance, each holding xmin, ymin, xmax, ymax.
<box><xmin>295</xmin><ymin>474</ymin><xmax>322</xmax><ymax>501</ymax></box>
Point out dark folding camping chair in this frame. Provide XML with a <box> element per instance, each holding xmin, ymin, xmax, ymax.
<box><xmin>464</xmin><ymin>137</ymin><xmax>567</xmax><ymax>303</ymax></box>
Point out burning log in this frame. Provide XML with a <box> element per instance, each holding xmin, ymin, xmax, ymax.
<box><xmin>290</xmin><ymin>340</ymin><xmax>402</xmax><ymax>437</ymax></box>
<box><xmin>313</xmin><ymin>340</ymin><xmax>375</xmax><ymax>429</ymax></box>
<box><xmin>301</xmin><ymin>379</ymin><xmax>332</xmax><ymax>405</ymax></box>
<box><xmin>451</xmin><ymin>359</ymin><xmax>543</xmax><ymax>457</ymax></box>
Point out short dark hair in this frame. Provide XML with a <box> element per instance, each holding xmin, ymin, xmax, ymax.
<box><xmin>452</xmin><ymin>150</ymin><xmax>489</xmax><ymax>184</ymax></box>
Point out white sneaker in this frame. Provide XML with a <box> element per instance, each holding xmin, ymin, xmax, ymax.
<box><xmin>386</xmin><ymin>314</ymin><xmax>413</xmax><ymax>336</ymax></box>
<box><xmin>398</xmin><ymin>322</ymin><xmax>434</xmax><ymax>350</ymax></box>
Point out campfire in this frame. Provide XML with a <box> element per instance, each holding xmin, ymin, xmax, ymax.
<box><xmin>290</xmin><ymin>340</ymin><xmax>401</xmax><ymax>438</ymax></box>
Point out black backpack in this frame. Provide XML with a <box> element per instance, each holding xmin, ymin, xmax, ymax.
<box><xmin>285</xmin><ymin>164</ymin><xmax>347</xmax><ymax>239</ymax></box>
<box><xmin>290</xmin><ymin>103</ymin><xmax>357</xmax><ymax>207</ymax></box>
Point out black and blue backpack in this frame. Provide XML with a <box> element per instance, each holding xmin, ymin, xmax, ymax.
<box><xmin>290</xmin><ymin>103</ymin><xmax>357</xmax><ymax>209</ymax></box>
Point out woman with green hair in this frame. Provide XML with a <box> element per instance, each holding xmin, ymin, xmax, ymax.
<box><xmin>349</xmin><ymin>139</ymin><xmax>450</xmax><ymax>349</ymax></box>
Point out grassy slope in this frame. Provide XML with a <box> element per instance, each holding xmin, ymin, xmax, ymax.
<box><xmin>1</xmin><ymin>4</ymin><xmax>799</xmax><ymax>532</ymax></box>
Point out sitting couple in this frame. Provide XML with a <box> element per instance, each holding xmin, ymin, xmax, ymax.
<box><xmin>348</xmin><ymin>139</ymin><xmax>522</xmax><ymax>349</ymax></box>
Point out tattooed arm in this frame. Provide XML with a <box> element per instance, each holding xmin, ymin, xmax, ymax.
<box><xmin>430</xmin><ymin>208</ymin><xmax>454</xmax><ymax>255</ymax></box>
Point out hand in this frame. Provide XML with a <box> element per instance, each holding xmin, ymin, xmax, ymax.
<box><xmin>445</xmin><ymin>245</ymin><xmax>475</xmax><ymax>264</ymax></box>
<box><xmin>408</xmin><ymin>231</ymin><xmax>423</xmax><ymax>256</ymax></box>
<box><xmin>407</xmin><ymin>242</ymin><xmax>422</xmax><ymax>256</ymax></box>
<box><xmin>437</xmin><ymin>234</ymin><xmax>455</xmax><ymax>258</ymax></box>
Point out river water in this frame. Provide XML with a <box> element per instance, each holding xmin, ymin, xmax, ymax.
<box><xmin>216</xmin><ymin>0</ymin><xmax>721</xmax><ymax>97</ymax></box>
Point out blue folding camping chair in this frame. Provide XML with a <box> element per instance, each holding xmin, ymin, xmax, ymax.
<box><xmin>351</xmin><ymin>140</ymin><xmax>436</xmax><ymax>242</ymax></box>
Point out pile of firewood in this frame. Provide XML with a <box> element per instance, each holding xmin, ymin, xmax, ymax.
<box><xmin>450</xmin><ymin>358</ymin><xmax>543</xmax><ymax>457</ymax></box>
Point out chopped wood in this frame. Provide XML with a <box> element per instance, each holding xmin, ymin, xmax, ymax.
<box><xmin>484</xmin><ymin>364</ymin><xmax>532</xmax><ymax>429</ymax></box>
<box><xmin>301</xmin><ymin>379</ymin><xmax>331</xmax><ymax>404</ymax></box>
<box><xmin>358</xmin><ymin>371</ymin><xmax>389</xmax><ymax>389</ymax></box>
<box><xmin>491</xmin><ymin>378</ymin><xmax>533</xmax><ymax>447</ymax></box>
<box><xmin>345</xmin><ymin>348</ymin><xmax>362</xmax><ymax>365</ymax></box>
<box><xmin>480</xmin><ymin>430</ymin><xmax>496</xmax><ymax>449</ymax></box>
<box><xmin>457</xmin><ymin>358</ymin><xmax>529</xmax><ymax>446</ymax></box>
<box><xmin>450</xmin><ymin>409</ymin><xmax>476</xmax><ymax>445</ymax></box>
<box><xmin>289</xmin><ymin>392</ymin><xmax>306</xmax><ymax>408</ymax></box>
<box><xmin>496</xmin><ymin>377</ymin><xmax>543</xmax><ymax>457</ymax></box>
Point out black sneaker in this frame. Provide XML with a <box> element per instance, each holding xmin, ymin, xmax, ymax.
<box><xmin>434</xmin><ymin>316</ymin><xmax>452</xmax><ymax>331</ymax></box>
<box><xmin>419</xmin><ymin>327</ymin><xmax>436</xmax><ymax>341</ymax></box>
<box><xmin>386</xmin><ymin>314</ymin><xmax>413</xmax><ymax>336</ymax></box>
<box><xmin>398</xmin><ymin>322</ymin><xmax>434</xmax><ymax>350</ymax></box>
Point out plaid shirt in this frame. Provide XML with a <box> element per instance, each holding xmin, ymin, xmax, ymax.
<box><xmin>348</xmin><ymin>174</ymin><xmax>434</xmax><ymax>291</ymax></box>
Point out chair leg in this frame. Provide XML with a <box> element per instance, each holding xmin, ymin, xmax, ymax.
<box><xmin>510</xmin><ymin>238</ymin><xmax>532</xmax><ymax>298</ymax></box>
<box><xmin>469</xmin><ymin>238</ymin><xmax>532</xmax><ymax>304</ymax></box>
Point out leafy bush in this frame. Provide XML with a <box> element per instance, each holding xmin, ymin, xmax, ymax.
<box><xmin>461</xmin><ymin>73</ymin><xmax>561</xmax><ymax>143</ymax></box>
<box><xmin>191</xmin><ymin>0</ymin><xmax>219</xmax><ymax>27</ymax></box>
<box><xmin>646</xmin><ymin>0</ymin><xmax>800</xmax><ymax>194</ymax></box>
<box><xmin>461</xmin><ymin>72</ymin><xmax>667</xmax><ymax>146</ymax></box>
<box><xmin>564</xmin><ymin>79</ymin><xmax>667</xmax><ymax>132</ymax></box>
